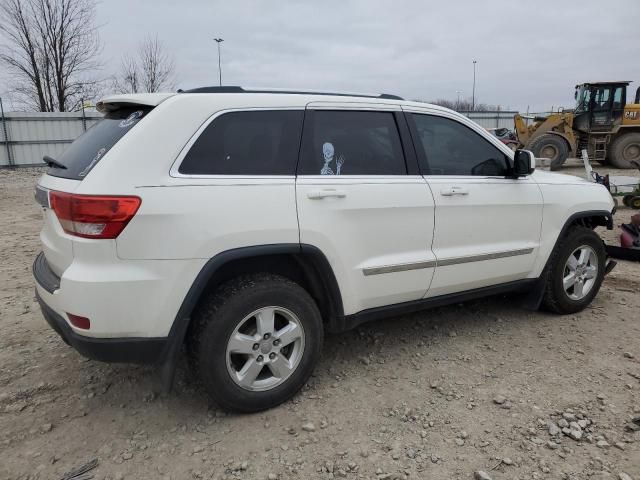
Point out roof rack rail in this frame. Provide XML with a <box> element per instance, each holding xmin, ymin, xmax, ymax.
<box><xmin>177</xmin><ymin>86</ymin><xmax>404</xmax><ymax>101</ymax></box>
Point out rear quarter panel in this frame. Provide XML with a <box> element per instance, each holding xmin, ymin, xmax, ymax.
<box><xmin>116</xmin><ymin>178</ymin><xmax>299</xmax><ymax>260</ymax></box>
<box><xmin>74</xmin><ymin>94</ymin><xmax>305</xmax><ymax>261</ymax></box>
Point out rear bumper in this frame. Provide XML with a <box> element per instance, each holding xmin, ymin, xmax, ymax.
<box><xmin>33</xmin><ymin>251</ymin><xmax>168</xmax><ymax>364</ymax></box>
<box><xmin>35</xmin><ymin>289</ymin><xmax>167</xmax><ymax>364</ymax></box>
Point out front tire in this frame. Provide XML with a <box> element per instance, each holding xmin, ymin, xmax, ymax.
<box><xmin>529</xmin><ymin>134</ymin><xmax>570</xmax><ymax>171</ymax></box>
<box><xmin>189</xmin><ymin>274</ymin><xmax>323</xmax><ymax>412</ymax></box>
<box><xmin>541</xmin><ymin>226</ymin><xmax>606</xmax><ymax>314</ymax></box>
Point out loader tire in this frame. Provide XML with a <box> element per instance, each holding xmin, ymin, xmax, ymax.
<box><xmin>609</xmin><ymin>132</ymin><xmax>640</xmax><ymax>169</ymax></box>
<box><xmin>529</xmin><ymin>134</ymin><xmax>569</xmax><ymax>171</ymax></box>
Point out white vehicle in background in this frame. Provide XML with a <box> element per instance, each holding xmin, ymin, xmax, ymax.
<box><xmin>33</xmin><ymin>87</ymin><xmax>616</xmax><ymax>412</ymax></box>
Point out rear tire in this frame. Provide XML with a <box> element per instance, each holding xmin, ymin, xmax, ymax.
<box><xmin>529</xmin><ymin>134</ymin><xmax>570</xmax><ymax>171</ymax></box>
<box><xmin>631</xmin><ymin>196</ymin><xmax>640</xmax><ymax>209</ymax></box>
<box><xmin>541</xmin><ymin>226</ymin><xmax>606</xmax><ymax>314</ymax></box>
<box><xmin>188</xmin><ymin>274</ymin><xmax>323</xmax><ymax>412</ymax></box>
<box><xmin>609</xmin><ymin>132</ymin><xmax>640</xmax><ymax>169</ymax></box>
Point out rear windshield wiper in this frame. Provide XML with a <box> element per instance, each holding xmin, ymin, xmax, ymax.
<box><xmin>43</xmin><ymin>155</ymin><xmax>67</xmax><ymax>170</ymax></box>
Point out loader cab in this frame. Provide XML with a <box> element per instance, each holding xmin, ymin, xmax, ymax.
<box><xmin>573</xmin><ymin>81</ymin><xmax>629</xmax><ymax>133</ymax></box>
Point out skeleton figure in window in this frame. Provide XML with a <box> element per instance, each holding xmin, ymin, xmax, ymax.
<box><xmin>321</xmin><ymin>142</ymin><xmax>335</xmax><ymax>175</ymax></box>
<box><xmin>320</xmin><ymin>142</ymin><xmax>345</xmax><ymax>175</ymax></box>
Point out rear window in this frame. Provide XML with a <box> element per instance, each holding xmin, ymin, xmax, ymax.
<box><xmin>47</xmin><ymin>108</ymin><xmax>150</xmax><ymax>179</ymax></box>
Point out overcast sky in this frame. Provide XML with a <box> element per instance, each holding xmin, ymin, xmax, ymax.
<box><xmin>92</xmin><ymin>0</ymin><xmax>639</xmax><ymax>112</ymax></box>
<box><xmin>3</xmin><ymin>0</ymin><xmax>640</xmax><ymax>112</ymax></box>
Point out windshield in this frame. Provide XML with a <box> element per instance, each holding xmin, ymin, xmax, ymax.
<box><xmin>575</xmin><ymin>86</ymin><xmax>590</xmax><ymax>113</ymax></box>
<box><xmin>47</xmin><ymin>107</ymin><xmax>151</xmax><ymax>180</ymax></box>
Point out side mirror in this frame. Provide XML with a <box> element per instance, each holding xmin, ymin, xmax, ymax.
<box><xmin>513</xmin><ymin>149</ymin><xmax>535</xmax><ymax>176</ymax></box>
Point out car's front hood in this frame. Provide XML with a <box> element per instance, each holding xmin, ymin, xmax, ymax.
<box><xmin>532</xmin><ymin>170</ymin><xmax>592</xmax><ymax>185</ymax></box>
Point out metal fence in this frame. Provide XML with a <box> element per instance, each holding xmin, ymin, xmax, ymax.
<box><xmin>0</xmin><ymin>106</ymin><xmax>529</xmax><ymax>168</ymax></box>
<box><xmin>0</xmin><ymin>104</ymin><xmax>102</xmax><ymax>167</ymax></box>
<box><xmin>460</xmin><ymin>110</ymin><xmax>519</xmax><ymax>130</ymax></box>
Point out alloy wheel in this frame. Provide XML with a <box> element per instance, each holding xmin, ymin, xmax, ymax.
<box><xmin>563</xmin><ymin>246</ymin><xmax>598</xmax><ymax>300</ymax></box>
<box><xmin>225</xmin><ymin>306</ymin><xmax>305</xmax><ymax>391</ymax></box>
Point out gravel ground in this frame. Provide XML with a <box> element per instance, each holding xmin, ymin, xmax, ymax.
<box><xmin>0</xmin><ymin>163</ymin><xmax>639</xmax><ymax>480</ymax></box>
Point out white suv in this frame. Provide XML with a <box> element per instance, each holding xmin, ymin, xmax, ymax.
<box><xmin>33</xmin><ymin>87</ymin><xmax>616</xmax><ymax>412</ymax></box>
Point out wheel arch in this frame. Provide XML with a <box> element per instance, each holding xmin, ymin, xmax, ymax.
<box><xmin>155</xmin><ymin>244</ymin><xmax>344</xmax><ymax>390</ymax></box>
<box><xmin>522</xmin><ymin>111</ymin><xmax>576</xmax><ymax>157</ymax></box>
<box><xmin>163</xmin><ymin>244</ymin><xmax>342</xmax><ymax>351</ymax></box>
<box><xmin>548</xmin><ymin>210</ymin><xmax>613</xmax><ymax>268</ymax></box>
<box><xmin>523</xmin><ymin>209</ymin><xmax>613</xmax><ymax>311</ymax></box>
<box><xmin>527</xmin><ymin>130</ymin><xmax>576</xmax><ymax>156</ymax></box>
<box><xmin>561</xmin><ymin>210</ymin><xmax>613</xmax><ymax>233</ymax></box>
<box><xmin>546</xmin><ymin>131</ymin><xmax>575</xmax><ymax>156</ymax></box>
<box><xmin>615</xmin><ymin>125</ymin><xmax>640</xmax><ymax>132</ymax></box>
<box><xmin>526</xmin><ymin>133</ymin><xmax>574</xmax><ymax>170</ymax></box>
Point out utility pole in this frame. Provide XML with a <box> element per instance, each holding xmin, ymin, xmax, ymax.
<box><xmin>80</xmin><ymin>98</ymin><xmax>87</xmax><ymax>132</ymax></box>
<box><xmin>214</xmin><ymin>38</ymin><xmax>224</xmax><ymax>86</ymax></box>
<box><xmin>472</xmin><ymin>60</ymin><xmax>477</xmax><ymax>111</ymax></box>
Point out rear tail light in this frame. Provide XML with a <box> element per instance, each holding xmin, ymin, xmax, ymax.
<box><xmin>67</xmin><ymin>313</ymin><xmax>91</xmax><ymax>330</ymax></box>
<box><xmin>49</xmin><ymin>191</ymin><xmax>141</xmax><ymax>239</ymax></box>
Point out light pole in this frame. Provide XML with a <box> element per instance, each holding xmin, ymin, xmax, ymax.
<box><xmin>214</xmin><ymin>38</ymin><xmax>224</xmax><ymax>86</ymax></box>
<box><xmin>472</xmin><ymin>60</ymin><xmax>477</xmax><ymax>111</ymax></box>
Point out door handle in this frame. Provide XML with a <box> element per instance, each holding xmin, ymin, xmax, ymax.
<box><xmin>440</xmin><ymin>186</ymin><xmax>469</xmax><ymax>196</ymax></box>
<box><xmin>307</xmin><ymin>189</ymin><xmax>347</xmax><ymax>200</ymax></box>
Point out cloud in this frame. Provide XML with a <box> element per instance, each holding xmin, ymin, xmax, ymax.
<box><xmin>94</xmin><ymin>0</ymin><xmax>639</xmax><ymax>111</ymax></box>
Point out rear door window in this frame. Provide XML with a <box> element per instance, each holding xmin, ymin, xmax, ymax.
<box><xmin>298</xmin><ymin>110</ymin><xmax>406</xmax><ymax>175</ymax></box>
<box><xmin>47</xmin><ymin>108</ymin><xmax>150</xmax><ymax>179</ymax></box>
<box><xmin>178</xmin><ymin>110</ymin><xmax>304</xmax><ymax>175</ymax></box>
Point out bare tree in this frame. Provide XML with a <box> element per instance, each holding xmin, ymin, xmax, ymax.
<box><xmin>418</xmin><ymin>98</ymin><xmax>501</xmax><ymax>112</ymax></box>
<box><xmin>113</xmin><ymin>36</ymin><xmax>175</xmax><ymax>94</ymax></box>
<box><xmin>115</xmin><ymin>54</ymin><xmax>140</xmax><ymax>94</ymax></box>
<box><xmin>0</xmin><ymin>0</ymin><xmax>102</xmax><ymax>111</ymax></box>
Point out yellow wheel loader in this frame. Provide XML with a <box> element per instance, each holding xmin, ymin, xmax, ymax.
<box><xmin>515</xmin><ymin>81</ymin><xmax>640</xmax><ymax>170</ymax></box>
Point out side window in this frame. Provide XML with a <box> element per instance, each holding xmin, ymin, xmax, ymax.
<box><xmin>612</xmin><ymin>86</ymin><xmax>624</xmax><ymax>109</ymax></box>
<box><xmin>179</xmin><ymin>110</ymin><xmax>303</xmax><ymax>175</ymax></box>
<box><xmin>411</xmin><ymin>114</ymin><xmax>509</xmax><ymax>176</ymax></box>
<box><xmin>299</xmin><ymin>110</ymin><xmax>406</xmax><ymax>175</ymax></box>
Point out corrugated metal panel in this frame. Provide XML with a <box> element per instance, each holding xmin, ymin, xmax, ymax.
<box><xmin>0</xmin><ymin>109</ymin><xmax>532</xmax><ymax>167</ymax></box>
<box><xmin>461</xmin><ymin>111</ymin><xmax>518</xmax><ymax>130</ymax></box>
<box><xmin>10</xmin><ymin>143</ymin><xmax>72</xmax><ymax>165</ymax></box>
<box><xmin>0</xmin><ymin>111</ymin><xmax>102</xmax><ymax>166</ymax></box>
